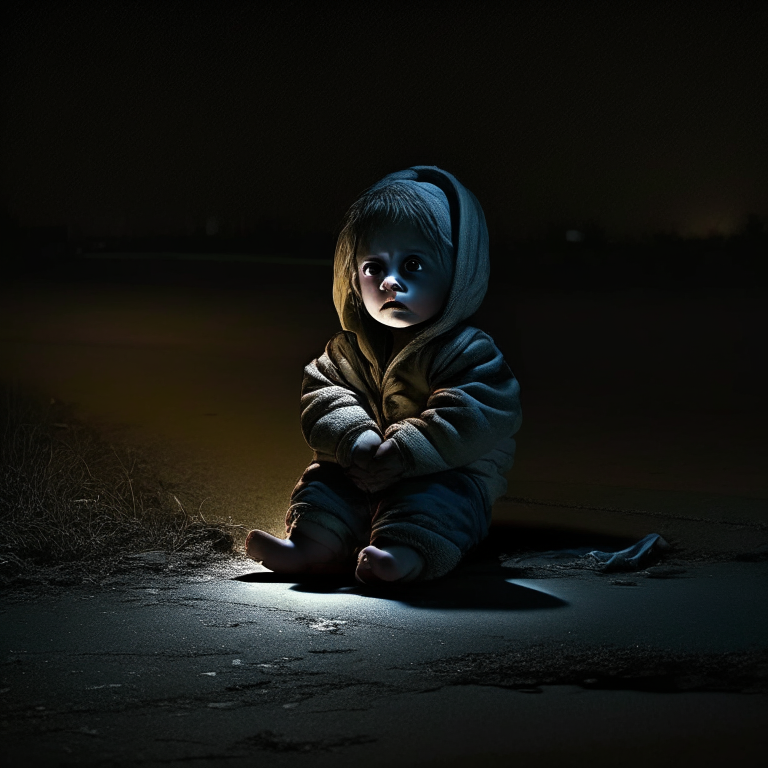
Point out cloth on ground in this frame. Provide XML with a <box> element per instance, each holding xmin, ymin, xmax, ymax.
<box><xmin>586</xmin><ymin>533</ymin><xmax>670</xmax><ymax>571</ymax></box>
<box><xmin>509</xmin><ymin>534</ymin><xmax>671</xmax><ymax>572</ymax></box>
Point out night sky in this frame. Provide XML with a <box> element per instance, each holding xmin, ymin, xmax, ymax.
<box><xmin>2</xmin><ymin>0</ymin><xmax>767</xmax><ymax>244</ymax></box>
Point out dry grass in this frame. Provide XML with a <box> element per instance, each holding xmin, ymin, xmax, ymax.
<box><xmin>0</xmin><ymin>383</ymin><xmax>243</xmax><ymax>583</ymax></box>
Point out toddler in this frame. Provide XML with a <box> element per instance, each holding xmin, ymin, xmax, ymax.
<box><xmin>246</xmin><ymin>166</ymin><xmax>522</xmax><ymax>585</ymax></box>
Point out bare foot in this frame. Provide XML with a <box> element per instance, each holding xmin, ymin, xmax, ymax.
<box><xmin>245</xmin><ymin>529</ymin><xmax>344</xmax><ymax>573</ymax></box>
<box><xmin>355</xmin><ymin>544</ymin><xmax>423</xmax><ymax>585</ymax></box>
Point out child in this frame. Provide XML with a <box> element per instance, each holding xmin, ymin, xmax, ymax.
<box><xmin>246</xmin><ymin>166</ymin><xmax>522</xmax><ymax>585</ymax></box>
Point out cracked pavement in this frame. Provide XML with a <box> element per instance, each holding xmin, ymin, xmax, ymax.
<box><xmin>2</xmin><ymin>531</ymin><xmax>767</xmax><ymax>767</ymax></box>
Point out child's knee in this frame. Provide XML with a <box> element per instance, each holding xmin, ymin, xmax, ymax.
<box><xmin>286</xmin><ymin>505</ymin><xmax>368</xmax><ymax>557</ymax></box>
<box><xmin>288</xmin><ymin>519</ymin><xmax>345</xmax><ymax>553</ymax></box>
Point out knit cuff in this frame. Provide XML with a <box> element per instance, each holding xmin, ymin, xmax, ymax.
<box><xmin>384</xmin><ymin>421</ymin><xmax>447</xmax><ymax>477</ymax></box>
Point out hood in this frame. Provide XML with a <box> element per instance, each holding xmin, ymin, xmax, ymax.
<box><xmin>332</xmin><ymin>165</ymin><xmax>490</xmax><ymax>376</ymax></box>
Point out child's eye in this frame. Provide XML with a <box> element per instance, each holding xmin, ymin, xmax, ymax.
<box><xmin>362</xmin><ymin>263</ymin><xmax>382</xmax><ymax>276</ymax></box>
<box><xmin>404</xmin><ymin>258</ymin><xmax>422</xmax><ymax>272</ymax></box>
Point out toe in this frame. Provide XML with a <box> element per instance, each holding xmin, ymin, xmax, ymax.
<box><xmin>354</xmin><ymin>551</ymin><xmax>380</xmax><ymax>584</ymax></box>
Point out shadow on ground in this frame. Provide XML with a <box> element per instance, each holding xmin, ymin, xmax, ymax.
<box><xmin>231</xmin><ymin>523</ymin><xmax>659</xmax><ymax>610</ymax></box>
<box><xmin>228</xmin><ymin>522</ymin><xmax>632</xmax><ymax>610</ymax></box>
<box><xmin>232</xmin><ymin>569</ymin><xmax>568</xmax><ymax>610</ymax></box>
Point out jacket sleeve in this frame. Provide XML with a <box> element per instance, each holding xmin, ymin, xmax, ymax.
<box><xmin>383</xmin><ymin>332</ymin><xmax>522</xmax><ymax>476</ymax></box>
<box><xmin>300</xmin><ymin>336</ymin><xmax>381</xmax><ymax>468</ymax></box>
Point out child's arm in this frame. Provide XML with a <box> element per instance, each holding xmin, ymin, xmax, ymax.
<box><xmin>301</xmin><ymin>339</ymin><xmax>382</xmax><ymax>469</ymax></box>
<box><xmin>383</xmin><ymin>330</ymin><xmax>522</xmax><ymax>477</ymax></box>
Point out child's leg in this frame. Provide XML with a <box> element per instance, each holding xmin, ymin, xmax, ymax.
<box><xmin>246</xmin><ymin>461</ymin><xmax>371</xmax><ymax>574</ymax></box>
<box><xmin>357</xmin><ymin>468</ymin><xmax>490</xmax><ymax>584</ymax></box>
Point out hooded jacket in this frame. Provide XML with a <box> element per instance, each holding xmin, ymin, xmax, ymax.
<box><xmin>299</xmin><ymin>166</ymin><xmax>522</xmax><ymax>507</ymax></box>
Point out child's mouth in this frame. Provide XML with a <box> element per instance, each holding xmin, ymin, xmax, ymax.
<box><xmin>381</xmin><ymin>300</ymin><xmax>408</xmax><ymax>310</ymax></box>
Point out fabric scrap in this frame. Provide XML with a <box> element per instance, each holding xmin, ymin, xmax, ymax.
<box><xmin>585</xmin><ymin>533</ymin><xmax>671</xmax><ymax>572</ymax></box>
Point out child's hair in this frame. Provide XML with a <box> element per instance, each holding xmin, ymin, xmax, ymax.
<box><xmin>335</xmin><ymin>180</ymin><xmax>454</xmax><ymax>299</ymax></box>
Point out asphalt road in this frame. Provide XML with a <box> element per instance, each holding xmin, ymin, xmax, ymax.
<box><xmin>2</xmin><ymin>549</ymin><xmax>767</xmax><ymax>767</ymax></box>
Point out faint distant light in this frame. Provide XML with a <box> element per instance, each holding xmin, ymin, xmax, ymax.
<box><xmin>682</xmin><ymin>210</ymin><xmax>738</xmax><ymax>238</ymax></box>
<box><xmin>565</xmin><ymin>229</ymin><xmax>584</xmax><ymax>243</ymax></box>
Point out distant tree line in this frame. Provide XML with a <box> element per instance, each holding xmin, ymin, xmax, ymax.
<box><xmin>1</xmin><ymin>207</ymin><xmax>766</xmax><ymax>289</ymax></box>
<box><xmin>490</xmin><ymin>214</ymin><xmax>767</xmax><ymax>289</ymax></box>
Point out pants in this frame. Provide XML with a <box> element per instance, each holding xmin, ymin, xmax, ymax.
<box><xmin>285</xmin><ymin>461</ymin><xmax>491</xmax><ymax>581</ymax></box>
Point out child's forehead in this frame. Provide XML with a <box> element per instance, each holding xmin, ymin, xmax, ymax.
<box><xmin>358</xmin><ymin>219</ymin><xmax>432</xmax><ymax>256</ymax></box>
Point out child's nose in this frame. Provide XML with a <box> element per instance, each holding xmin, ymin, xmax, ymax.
<box><xmin>380</xmin><ymin>275</ymin><xmax>404</xmax><ymax>292</ymax></box>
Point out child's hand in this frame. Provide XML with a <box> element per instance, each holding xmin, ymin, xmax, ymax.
<box><xmin>369</xmin><ymin>438</ymin><xmax>406</xmax><ymax>491</ymax></box>
<box><xmin>350</xmin><ymin>430</ymin><xmax>382</xmax><ymax>471</ymax></box>
<box><xmin>347</xmin><ymin>438</ymin><xmax>405</xmax><ymax>493</ymax></box>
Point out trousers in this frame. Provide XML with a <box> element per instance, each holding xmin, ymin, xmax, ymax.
<box><xmin>285</xmin><ymin>461</ymin><xmax>491</xmax><ymax>580</ymax></box>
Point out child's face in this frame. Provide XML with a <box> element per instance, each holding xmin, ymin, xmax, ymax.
<box><xmin>356</xmin><ymin>220</ymin><xmax>451</xmax><ymax>329</ymax></box>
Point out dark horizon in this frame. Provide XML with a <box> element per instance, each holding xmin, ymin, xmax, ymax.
<box><xmin>2</xmin><ymin>1</ymin><xmax>767</xmax><ymax>246</ymax></box>
<box><xmin>4</xmin><ymin>212</ymin><xmax>768</xmax><ymax>249</ymax></box>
